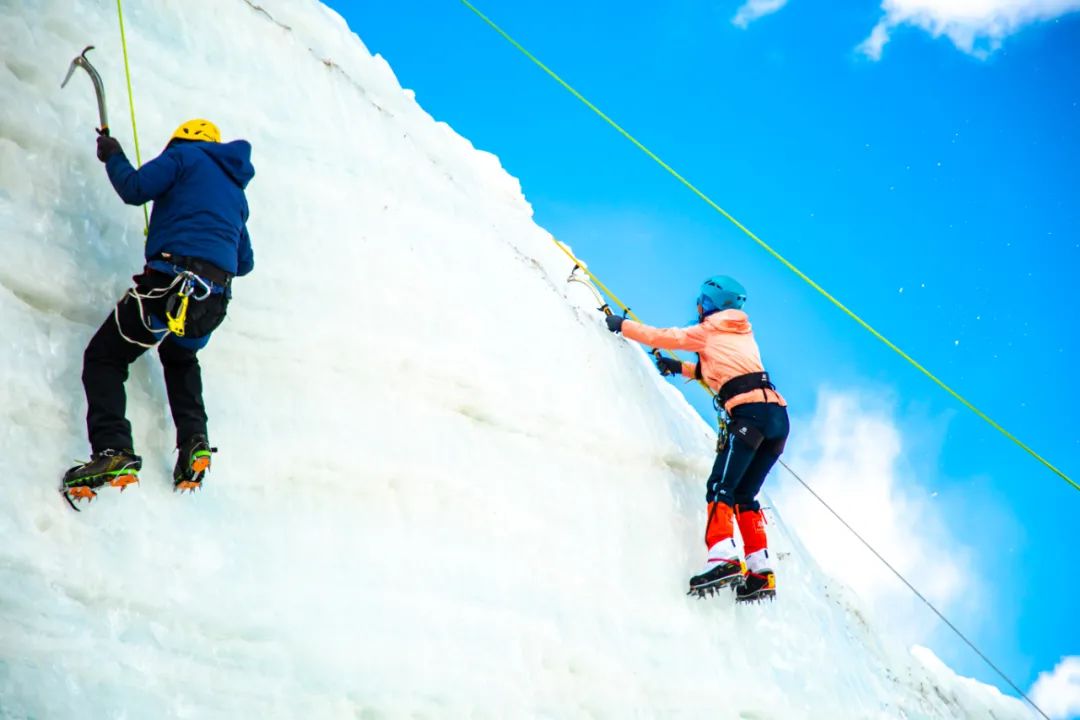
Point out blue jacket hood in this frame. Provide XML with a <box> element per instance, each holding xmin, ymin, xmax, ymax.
<box><xmin>195</xmin><ymin>140</ymin><xmax>255</xmax><ymax>189</ymax></box>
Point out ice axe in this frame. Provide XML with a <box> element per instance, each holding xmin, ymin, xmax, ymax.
<box><xmin>61</xmin><ymin>46</ymin><xmax>109</xmax><ymax>136</ymax></box>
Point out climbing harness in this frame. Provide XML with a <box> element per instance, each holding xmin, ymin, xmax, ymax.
<box><xmin>461</xmin><ymin>0</ymin><xmax>1075</xmax><ymax>495</ymax></box>
<box><xmin>113</xmin><ymin>271</ymin><xmax>211</xmax><ymax>348</ymax></box>
<box><xmin>716</xmin><ymin>371</ymin><xmax>776</xmax><ymax>409</ymax></box>
<box><xmin>152</xmin><ymin>252</ymin><xmax>234</xmax><ymax>288</ymax></box>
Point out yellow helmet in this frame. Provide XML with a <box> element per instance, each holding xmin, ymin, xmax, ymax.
<box><xmin>170</xmin><ymin>119</ymin><xmax>221</xmax><ymax>144</ymax></box>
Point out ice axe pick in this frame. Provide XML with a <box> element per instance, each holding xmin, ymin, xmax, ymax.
<box><xmin>61</xmin><ymin>46</ymin><xmax>109</xmax><ymax>135</ymax></box>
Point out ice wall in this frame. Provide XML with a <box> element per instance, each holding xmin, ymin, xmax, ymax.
<box><xmin>0</xmin><ymin>1</ymin><xmax>1033</xmax><ymax>718</ymax></box>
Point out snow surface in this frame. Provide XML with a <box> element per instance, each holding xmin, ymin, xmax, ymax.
<box><xmin>0</xmin><ymin>1</ymin><xmax>1036</xmax><ymax>718</ymax></box>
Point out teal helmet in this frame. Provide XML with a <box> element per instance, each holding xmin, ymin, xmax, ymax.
<box><xmin>697</xmin><ymin>275</ymin><xmax>746</xmax><ymax>316</ymax></box>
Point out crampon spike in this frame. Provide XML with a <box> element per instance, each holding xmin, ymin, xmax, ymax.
<box><xmin>191</xmin><ymin>456</ymin><xmax>211</xmax><ymax>473</ymax></box>
<box><xmin>174</xmin><ymin>480</ymin><xmax>202</xmax><ymax>494</ymax></box>
<box><xmin>61</xmin><ymin>486</ymin><xmax>97</xmax><ymax>512</ymax></box>
<box><xmin>109</xmin><ymin>474</ymin><xmax>140</xmax><ymax>492</ymax></box>
<box><xmin>688</xmin><ymin>571</ymin><xmax>746</xmax><ymax>599</ymax></box>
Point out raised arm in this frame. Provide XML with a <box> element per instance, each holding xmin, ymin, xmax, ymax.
<box><xmin>621</xmin><ymin>319</ymin><xmax>708</xmax><ymax>352</ymax></box>
<box><xmin>104</xmin><ymin>148</ymin><xmax>182</xmax><ymax>206</ymax></box>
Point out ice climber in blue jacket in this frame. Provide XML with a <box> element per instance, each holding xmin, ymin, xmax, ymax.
<box><xmin>62</xmin><ymin>119</ymin><xmax>255</xmax><ymax>508</ymax></box>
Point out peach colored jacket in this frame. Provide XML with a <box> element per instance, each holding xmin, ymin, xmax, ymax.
<box><xmin>621</xmin><ymin>310</ymin><xmax>786</xmax><ymax>413</ymax></box>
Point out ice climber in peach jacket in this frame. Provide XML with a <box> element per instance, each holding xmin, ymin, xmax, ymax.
<box><xmin>605</xmin><ymin>275</ymin><xmax>788</xmax><ymax>602</ymax></box>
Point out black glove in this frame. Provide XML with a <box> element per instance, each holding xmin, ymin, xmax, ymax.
<box><xmin>655</xmin><ymin>356</ymin><xmax>682</xmax><ymax>377</ymax></box>
<box><xmin>96</xmin><ymin>134</ymin><xmax>122</xmax><ymax>162</ymax></box>
<box><xmin>605</xmin><ymin>314</ymin><xmax>625</xmax><ymax>333</ymax></box>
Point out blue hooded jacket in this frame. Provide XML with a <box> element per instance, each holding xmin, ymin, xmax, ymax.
<box><xmin>105</xmin><ymin>140</ymin><xmax>255</xmax><ymax>277</ymax></box>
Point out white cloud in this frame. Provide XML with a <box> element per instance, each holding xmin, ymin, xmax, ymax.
<box><xmin>733</xmin><ymin>0</ymin><xmax>789</xmax><ymax>28</ymax></box>
<box><xmin>772</xmin><ymin>390</ymin><xmax>982</xmax><ymax>640</ymax></box>
<box><xmin>1031</xmin><ymin>657</ymin><xmax>1080</xmax><ymax>720</ymax></box>
<box><xmin>858</xmin><ymin>20</ymin><xmax>893</xmax><ymax>61</ymax></box>
<box><xmin>860</xmin><ymin>0</ymin><xmax>1080</xmax><ymax>60</ymax></box>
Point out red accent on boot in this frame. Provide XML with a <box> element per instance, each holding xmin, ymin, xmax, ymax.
<box><xmin>736</xmin><ymin>507</ymin><xmax>768</xmax><ymax>556</ymax></box>
<box><xmin>704</xmin><ymin>502</ymin><xmax>734</xmax><ymax>548</ymax></box>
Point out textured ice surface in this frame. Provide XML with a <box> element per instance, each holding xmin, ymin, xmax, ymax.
<box><xmin>0</xmin><ymin>1</ymin><xmax>1033</xmax><ymax>718</ymax></box>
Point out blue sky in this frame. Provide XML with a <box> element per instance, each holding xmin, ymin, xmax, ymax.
<box><xmin>325</xmin><ymin>0</ymin><xmax>1079</xmax><ymax>707</ymax></box>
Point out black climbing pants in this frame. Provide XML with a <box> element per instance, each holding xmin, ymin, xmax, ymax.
<box><xmin>82</xmin><ymin>269</ymin><xmax>228</xmax><ymax>453</ymax></box>
<box><xmin>705</xmin><ymin>402</ymin><xmax>790</xmax><ymax>511</ymax></box>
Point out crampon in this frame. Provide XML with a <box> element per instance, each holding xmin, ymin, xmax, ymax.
<box><xmin>174</xmin><ymin>452</ymin><xmax>211</xmax><ymax>493</ymax></box>
<box><xmin>173</xmin><ymin>436</ymin><xmax>217</xmax><ymax>494</ymax></box>
<box><xmin>61</xmin><ymin>474</ymin><xmax>140</xmax><ymax>510</ymax></box>
<box><xmin>687</xmin><ymin>575</ymin><xmax>745</xmax><ymax>599</ymax></box>
<box><xmin>735</xmin><ymin>571</ymin><xmax>776</xmax><ymax>604</ymax></box>
<box><xmin>687</xmin><ymin>559</ymin><xmax>747</xmax><ymax>599</ymax></box>
<box><xmin>60</xmin><ymin>449</ymin><xmax>142</xmax><ymax>511</ymax></box>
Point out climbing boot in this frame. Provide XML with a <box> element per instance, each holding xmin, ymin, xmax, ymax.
<box><xmin>735</xmin><ymin>570</ymin><xmax>777</xmax><ymax>603</ymax></box>
<box><xmin>688</xmin><ymin>539</ymin><xmax>746</xmax><ymax>597</ymax></box>
<box><xmin>61</xmin><ymin>449</ymin><xmax>142</xmax><ymax>508</ymax></box>
<box><xmin>173</xmin><ymin>434</ymin><xmax>216</xmax><ymax>493</ymax></box>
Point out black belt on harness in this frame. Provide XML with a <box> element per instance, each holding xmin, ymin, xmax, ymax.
<box><xmin>716</xmin><ymin>371</ymin><xmax>775</xmax><ymax>408</ymax></box>
<box><xmin>153</xmin><ymin>253</ymin><xmax>232</xmax><ymax>287</ymax></box>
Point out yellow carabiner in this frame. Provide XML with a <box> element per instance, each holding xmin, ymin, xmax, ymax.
<box><xmin>167</xmin><ymin>292</ymin><xmax>190</xmax><ymax>336</ymax></box>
